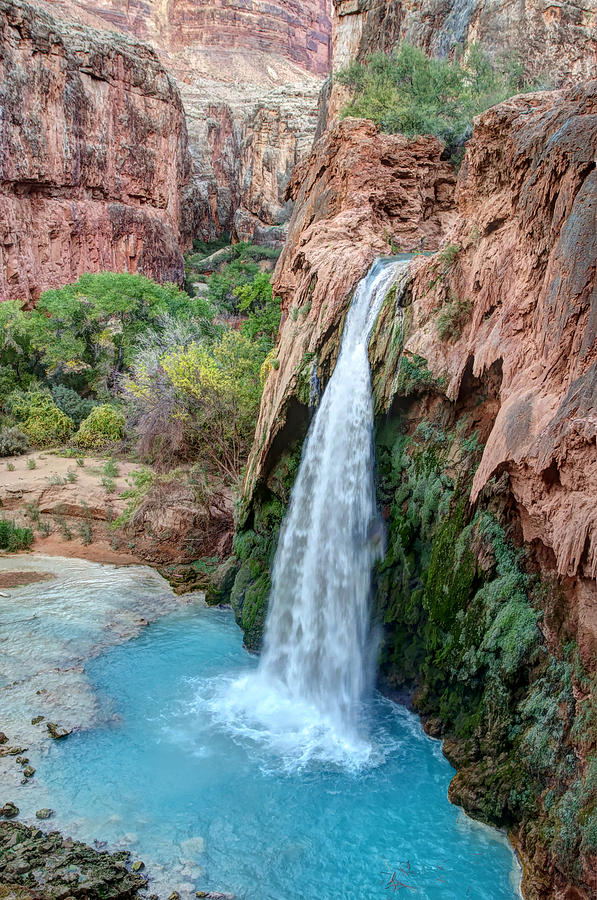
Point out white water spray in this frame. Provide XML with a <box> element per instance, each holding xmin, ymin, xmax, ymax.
<box><xmin>209</xmin><ymin>258</ymin><xmax>409</xmax><ymax>766</ymax></box>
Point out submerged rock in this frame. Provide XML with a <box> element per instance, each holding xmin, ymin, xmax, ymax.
<box><xmin>35</xmin><ymin>809</ymin><xmax>54</xmax><ymax>820</ymax></box>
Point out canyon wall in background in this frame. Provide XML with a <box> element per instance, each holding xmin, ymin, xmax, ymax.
<box><xmin>0</xmin><ymin>0</ymin><xmax>191</xmax><ymax>301</ymax></box>
<box><xmin>41</xmin><ymin>0</ymin><xmax>332</xmax><ymax>245</ymax></box>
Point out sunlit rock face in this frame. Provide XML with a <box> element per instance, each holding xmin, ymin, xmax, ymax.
<box><xmin>41</xmin><ymin>0</ymin><xmax>333</xmax><ymax>244</ymax></box>
<box><xmin>0</xmin><ymin>0</ymin><xmax>191</xmax><ymax>302</ymax></box>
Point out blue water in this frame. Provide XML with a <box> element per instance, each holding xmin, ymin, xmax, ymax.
<box><xmin>30</xmin><ymin>602</ymin><xmax>520</xmax><ymax>900</ymax></box>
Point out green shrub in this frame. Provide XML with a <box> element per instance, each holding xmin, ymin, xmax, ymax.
<box><xmin>6</xmin><ymin>389</ymin><xmax>75</xmax><ymax>447</ymax></box>
<box><xmin>338</xmin><ymin>43</ymin><xmax>542</xmax><ymax>160</ymax></box>
<box><xmin>0</xmin><ymin>426</ymin><xmax>29</xmax><ymax>457</ymax></box>
<box><xmin>0</xmin><ymin>518</ymin><xmax>33</xmax><ymax>551</ymax></box>
<box><xmin>74</xmin><ymin>405</ymin><xmax>125</xmax><ymax>449</ymax></box>
<box><xmin>50</xmin><ymin>385</ymin><xmax>96</xmax><ymax>426</ymax></box>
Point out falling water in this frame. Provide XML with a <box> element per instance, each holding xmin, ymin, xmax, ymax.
<box><xmin>208</xmin><ymin>259</ymin><xmax>410</xmax><ymax>766</ymax></box>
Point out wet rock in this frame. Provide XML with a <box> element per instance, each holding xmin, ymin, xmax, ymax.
<box><xmin>36</xmin><ymin>809</ymin><xmax>54</xmax><ymax>820</ymax></box>
<box><xmin>16</xmin><ymin>756</ymin><xmax>29</xmax><ymax>764</ymax></box>
<box><xmin>168</xmin><ymin>892</ymin><xmax>180</xmax><ymax>900</ymax></box>
<box><xmin>196</xmin><ymin>893</ymin><xmax>235</xmax><ymax>899</ymax></box>
<box><xmin>0</xmin><ymin>821</ymin><xmax>147</xmax><ymax>898</ymax></box>
<box><xmin>131</xmin><ymin>861</ymin><xmax>144</xmax><ymax>872</ymax></box>
<box><xmin>0</xmin><ymin>732</ymin><xmax>7</xmax><ymax>744</ymax></box>
<box><xmin>31</xmin><ymin>715</ymin><xmax>45</xmax><ymax>725</ymax></box>
<box><xmin>0</xmin><ymin>802</ymin><xmax>19</xmax><ymax>818</ymax></box>
<box><xmin>47</xmin><ymin>722</ymin><xmax>72</xmax><ymax>739</ymax></box>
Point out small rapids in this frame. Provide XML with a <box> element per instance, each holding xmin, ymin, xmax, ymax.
<box><xmin>213</xmin><ymin>259</ymin><xmax>409</xmax><ymax>768</ymax></box>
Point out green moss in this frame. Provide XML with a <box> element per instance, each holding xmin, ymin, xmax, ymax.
<box><xmin>374</xmin><ymin>407</ymin><xmax>594</xmax><ymax>886</ymax></box>
<box><xmin>394</xmin><ymin>353</ymin><xmax>447</xmax><ymax>397</ymax></box>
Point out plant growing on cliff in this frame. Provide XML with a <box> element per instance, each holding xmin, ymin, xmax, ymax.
<box><xmin>338</xmin><ymin>43</ymin><xmax>539</xmax><ymax>159</ymax></box>
<box><xmin>436</xmin><ymin>291</ymin><xmax>473</xmax><ymax>340</ymax></box>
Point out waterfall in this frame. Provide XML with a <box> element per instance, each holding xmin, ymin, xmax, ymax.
<box><xmin>209</xmin><ymin>258</ymin><xmax>409</xmax><ymax>768</ymax></box>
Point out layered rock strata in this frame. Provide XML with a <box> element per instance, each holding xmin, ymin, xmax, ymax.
<box><xmin>0</xmin><ymin>0</ymin><xmax>191</xmax><ymax>302</ymax></box>
<box><xmin>42</xmin><ymin>0</ymin><xmax>333</xmax><ymax>244</ymax></box>
<box><xmin>332</xmin><ymin>0</ymin><xmax>597</xmax><ymax>84</ymax></box>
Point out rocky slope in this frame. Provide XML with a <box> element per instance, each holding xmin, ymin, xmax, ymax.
<box><xmin>232</xmin><ymin>81</ymin><xmax>597</xmax><ymax>899</ymax></box>
<box><xmin>42</xmin><ymin>0</ymin><xmax>332</xmax><ymax>245</ymax></box>
<box><xmin>0</xmin><ymin>0</ymin><xmax>191</xmax><ymax>302</ymax></box>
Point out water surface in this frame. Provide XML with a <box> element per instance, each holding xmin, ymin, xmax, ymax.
<box><xmin>4</xmin><ymin>584</ymin><xmax>523</xmax><ymax>900</ymax></box>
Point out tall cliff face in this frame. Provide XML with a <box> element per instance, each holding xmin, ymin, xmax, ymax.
<box><xmin>0</xmin><ymin>0</ymin><xmax>190</xmax><ymax>302</ymax></box>
<box><xmin>234</xmin><ymin>81</ymin><xmax>597</xmax><ymax>899</ymax></box>
<box><xmin>332</xmin><ymin>0</ymin><xmax>597</xmax><ymax>83</ymax></box>
<box><xmin>42</xmin><ymin>0</ymin><xmax>332</xmax><ymax>245</ymax></box>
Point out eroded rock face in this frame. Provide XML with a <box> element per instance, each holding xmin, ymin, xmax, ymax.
<box><xmin>403</xmin><ymin>81</ymin><xmax>597</xmax><ymax>664</ymax></box>
<box><xmin>41</xmin><ymin>0</ymin><xmax>332</xmax><ymax>244</ymax></box>
<box><xmin>242</xmin><ymin>117</ymin><xmax>457</xmax><ymax>500</ymax></box>
<box><xmin>332</xmin><ymin>0</ymin><xmax>597</xmax><ymax>83</ymax></box>
<box><xmin>0</xmin><ymin>0</ymin><xmax>190</xmax><ymax>302</ymax></box>
<box><xmin>238</xmin><ymin>82</ymin><xmax>596</xmax><ymax>899</ymax></box>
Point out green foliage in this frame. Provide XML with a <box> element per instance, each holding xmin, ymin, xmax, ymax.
<box><xmin>236</xmin><ymin>273</ymin><xmax>281</xmax><ymax>350</ymax></box>
<box><xmin>26</xmin><ymin>457</ymin><xmax>36</xmax><ymax>470</ymax></box>
<box><xmin>436</xmin><ymin>292</ymin><xmax>473</xmax><ymax>340</ymax></box>
<box><xmin>338</xmin><ymin>43</ymin><xmax>542</xmax><ymax>159</ymax></box>
<box><xmin>0</xmin><ymin>518</ymin><xmax>33</xmax><ymax>551</ymax></box>
<box><xmin>0</xmin><ymin>426</ymin><xmax>29</xmax><ymax>457</ymax></box>
<box><xmin>74</xmin><ymin>405</ymin><xmax>125</xmax><ymax>449</ymax></box>
<box><xmin>30</xmin><ymin>273</ymin><xmax>206</xmax><ymax>394</ymax></box>
<box><xmin>111</xmin><ymin>468</ymin><xmax>156</xmax><ymax>528</ymax></box>
<box><xmin>395</xmin><ymin>353</ymin><xmax>446</xmax><ymax>396</ymax></box>
<box><xmin>6</xmin><ymin>389</ymin><xmax>75</xmax><ymax>447</ymax></box>
<box><xmin>50</xmin><ymin>385</ymin><xmax>96</xmax><ymax>426</ymax></box>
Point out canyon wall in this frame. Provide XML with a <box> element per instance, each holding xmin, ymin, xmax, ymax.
<box><xmin>0</xmin><ymin>0</ymin><xmax>190</xmax><ymax>302</ymax></box>
<box><xmin>233</xmin><ymin>81</ymin><xmax>597</xmax><ymax>899</ymax></box>
<box><xmin>42</xmin><ymin>0</ymin><xmax>332</xmax><ymax>245</ymax></box>
<box><xmin>332</xmin><ymin>0</ymin><xmax>597</xmax><ymax>83</ymax></box>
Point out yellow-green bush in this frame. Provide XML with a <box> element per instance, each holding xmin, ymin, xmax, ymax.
<box><xmin>75</xmin><ymin>405</ymin><xmax>125</xmax><ymax>449</ymax></box>
<box><xmin>7</xmin><ymin>389</ymin><xmax>74</xmax><ymax>447</ymax></box>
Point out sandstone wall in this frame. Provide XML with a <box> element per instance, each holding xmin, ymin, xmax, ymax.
<box><xmin>0</xmin><ymin>0</ymin><xmax>191</xmax><ymax>302</ymax></box>
<box><xmin>42</xmin><ymin>0</ymin><xmax>332</xmax><ymax>245</ymax></box>
<box><xmin>62</xmin><ymin>0</ymin><xmax>332</xmax><ymax>75</ymax></box>
<box><xmin>332</xmin><ymin>0</ymin><xmax>597</xmax><ymax>83</ymax></box>
<box><xmin>242</xmin><ymin>117</ymin><xmax>457</xmax><ymax>499</ymax></box>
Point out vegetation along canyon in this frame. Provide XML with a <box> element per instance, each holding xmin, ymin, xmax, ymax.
<box><xmin>0</xmin><ymin>0</ymin><xmax>595</xmax><ymax>898</ymax></box>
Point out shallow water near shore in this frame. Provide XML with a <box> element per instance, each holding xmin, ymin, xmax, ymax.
<box><xmin>3</xmin><ymin>558</ymin><xmax>523</xmax><ymax>900</ymax></box>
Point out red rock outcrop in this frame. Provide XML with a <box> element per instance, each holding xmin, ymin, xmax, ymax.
<box><xmin>403</xmin><ymin>81</ymin><xmax>597</xmax><ymax>667</ymax></box>
<box><xmin>243</xmin><ymin>117</ymin><xmax>457</xmax><ymax>497</ymax></box>
<box><xmin>0</xmin><ymin>0</ymin><xmax>191</xmax><ymax>302</ymax></box>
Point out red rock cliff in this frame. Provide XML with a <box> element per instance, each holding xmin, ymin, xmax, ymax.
<box><xmin>42</xmin><ymin>0</ymin><xmax>332</xmax><ymax>245</ymax></box>
<box><xmin>0</xmin><ymin>0</ymin><xmax>191</xmax><ymax>302</ymax></box>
